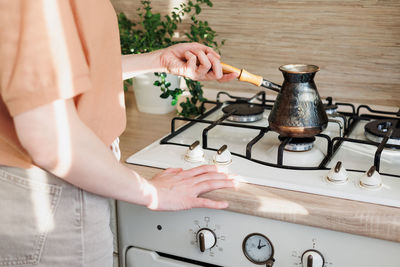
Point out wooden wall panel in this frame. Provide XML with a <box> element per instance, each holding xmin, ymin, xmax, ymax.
<box><xmin>111</xmin><ymin>0</ymin><xmax>400</xmax><ymax>106</ymax></box>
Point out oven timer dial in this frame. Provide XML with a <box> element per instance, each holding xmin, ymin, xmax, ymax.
<box><xmin>301</xmin><ymin>249</ymin><xmax>324</xmax><ymax>267</ymax></box>
<box><xmin>242</xmin><ymin>233</ymin><xmax>275</xmax><ymax>266</ymax></box>
<box><xmin>196</xmin><ymin>228</ymin><xmax>217</xmax><ymax>252</ymax></box>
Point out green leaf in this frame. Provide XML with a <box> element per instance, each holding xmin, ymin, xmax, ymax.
<box><xmin>174</xmin><ymin>88</ymin><xmax>183</xmax><ymax>94</ymax></box>
<box><xmin>153</xmin><ymin>81</ymin><xmax>161</xmax><ymax>86</ymax></box>
<box><xmin>160</xmin><ymin>92</ymin><xmax>170</xmax><ymax>98</ymax></box>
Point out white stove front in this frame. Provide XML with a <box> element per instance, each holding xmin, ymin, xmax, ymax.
<box><xmin>118</xmin><ymin>203</ymin><xmax>400</xmax><ymax>267</ymax></box>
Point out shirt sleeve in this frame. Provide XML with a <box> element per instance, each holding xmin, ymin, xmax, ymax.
<box><xmin>0</xmin><ymin>0</ymin><xmax>92</xmax><ymax>117</ymax></box>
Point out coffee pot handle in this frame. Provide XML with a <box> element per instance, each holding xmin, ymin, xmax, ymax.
<box><xmin>221</xmin><ymin>62</ymin><xmax>281</xmax><ymax>92</ymax></box>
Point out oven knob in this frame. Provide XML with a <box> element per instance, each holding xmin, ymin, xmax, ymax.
<box><xmin>360</xmin><ymin>166</ymin><xmax>382</xmax><ymax>189</ymax></box>
<box><xmin>213</xmin><ymin>145</ymin><xmax>232</xmax><ymax>165</ymax></box>
<box><xmin>185</xmin><ymin>141</ymin><xmax>205</xmax><ymax>162</ymax></box>
<box><xmin>326</xmin><ymin>161</ymin><xmax>348</xmax><ymax>184</ymax></box>
<box><xmin>301</xmin><ymin>250</ymin><xmax>324</xmax><ymax>267</ymax></box>
<box><xmin>196</xmin><ymin>228</ymin><xmax>216</xmax><ymax>252</ymax></box>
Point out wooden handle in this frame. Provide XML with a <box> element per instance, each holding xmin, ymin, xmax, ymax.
<box><xmin>221</xmin><ymin>62</ymin><xmax>242</xmax><ymax>76</ymax></box>
<box><xmin>221</xmin><ymin>62</ymin><xmax>263</xmax><ymax>87</ymax></box>
<box><xmin>239</xmin><ymin>69</ymin><xmax>263</xmax><ymax>87</ymax></box>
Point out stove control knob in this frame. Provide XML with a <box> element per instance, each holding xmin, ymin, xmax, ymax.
<box><xmin>360</xmin><ymin>166</ymin><xmax>382</xmax><ymax>189</ymax></box>
<box><xmin>301</xmin><ymin>250</ymin><xmax>324</xmax><ymax>267</ymax></box>
<box><xmin>213</xmin><ymin>145</ymin><xmax>232</xmax><ymax>165</ymax></box>
<box><xmin>185</xmin><ymin>141</ymin><xmax>204</xmax><ymax>162</ymax></box>
<box><xmin>326</xmin><ymin>161</ymin><xmax>348</xmax><ymax>184</ymax></box>
<box><xmin>196</xmin><ymin>228</ymin><xmax>216</xmax><ymax>252</ymax></box>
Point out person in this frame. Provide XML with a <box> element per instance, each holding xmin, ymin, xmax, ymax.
<box><xmin>0</xmin><ymin>1</ymin><xmax>238</xmax><ymax>266</ymax></box>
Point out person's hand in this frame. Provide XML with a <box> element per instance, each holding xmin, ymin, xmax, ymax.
<box><xmin>159</xmin><ymin>42</ymin><xmax>238</xmax><ymax>82</ymax></box>
<box><xmin>146</xmin><ymin>165</ymin><xmax>237</xmax><ymax>211</ymax></box>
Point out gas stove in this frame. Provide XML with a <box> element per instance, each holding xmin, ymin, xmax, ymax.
<box><xmin>126</xmin><ymin>91</ymin><xmax>400</xmax><ymax>207</ymax></box>
<box><xmin>119</xmin><ymin>91</ymin><xmax>400</xmax><ymax>267</ymax></box>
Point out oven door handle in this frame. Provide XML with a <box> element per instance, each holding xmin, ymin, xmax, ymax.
<box><xmin>126</xmin><ymin>247</ymin><xmax>203</xmax><ymax>267</ymax></box>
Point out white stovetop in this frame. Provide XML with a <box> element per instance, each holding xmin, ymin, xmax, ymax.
<box><xmin>126</xmin><ymin>98</ymin><xmax>400</xmax><ymax>207</ymax></box>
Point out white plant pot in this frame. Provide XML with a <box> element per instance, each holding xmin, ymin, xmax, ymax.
<box><xmin>131</xmin><ymin>73</ymin><xmax>180</xmax><ymax>114</ymax></box>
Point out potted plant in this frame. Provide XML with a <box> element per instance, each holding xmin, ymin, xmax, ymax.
<box><xmin>118</xmin><ymin>0</ymin><xmax>224</xmax><ymax>117</ymax></box>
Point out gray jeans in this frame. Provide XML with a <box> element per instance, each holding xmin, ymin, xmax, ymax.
<box><xmin>0</xmin><ymin>165</ymin><xmax>113</xmax><ymax>267</ymax></box>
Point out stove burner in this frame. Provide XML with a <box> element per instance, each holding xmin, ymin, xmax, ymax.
<box><xmin>324</xmin><ymin>104</ymin><xmax>338</xmax><ymax>115</ymax></box>
<box><xmin>278</xmin><ymin>136</ymin><xmax>316</xmax><ymax>152</ymax></box>
<box><xmin>222</xmin><ymin>103</ymin><xmax>264</xmax><ymax>122</ymax></box>
<box><xmin>324</xmin><ymin>97</ymin><xmax>338</xmax><ymax>115</ymax></box>
<box><xmin>364</xmin><ymin>119</ymin><xmax>400</xmax><ymax>146</ymax></box>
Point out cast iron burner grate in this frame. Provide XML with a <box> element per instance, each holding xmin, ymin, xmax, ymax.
<box><xmin>278</xmin><ymin>136</ymin><xmax>316</xmax><ymax>152</ymax></box>
<box><xmin>364</xmin><ymin>119</ymin><xmax>400</xmax><ymax>146</ymax></box>
<box><xmin>159</xmin><ymin>90</ymin><xmax>400</xmax><ymax>176</ymax></box>
<box><xmin>222</xmin><ymin>103</ymin><xmax>264</xmax><ymax>123</ymax></box>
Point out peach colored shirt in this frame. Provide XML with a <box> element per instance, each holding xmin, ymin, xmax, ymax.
<box><xmin>0</xmin><ymin>0</ymin><xmax>126</xmax><ymax>168</ymax></box>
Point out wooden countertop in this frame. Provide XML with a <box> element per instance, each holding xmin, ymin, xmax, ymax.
<box><xmin>119</xmin><ymin>91</ymin><xmax>400</xmax><ymax>243</ymax></box>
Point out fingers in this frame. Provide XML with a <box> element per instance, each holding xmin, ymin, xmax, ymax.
<box><xmin>192</xmin><ymin>49</ymin><xmax>212</xmax><ymax>76</ymax></box>
<box><xmin>194</xmin><ymin>179</ymin><xmax>236</xmax><ymax>196</ymax></box>
<box><xmin>165</xmin><ymin>42</ymin><xmax>235</xmax><ymax>82</ymax></box>
<box><xmin>203</xmin><ymin>45</ymin><xmax>220</xmax><ymax>59</ymax></box>
<box><xmin>189</xmin><ymin>48</ymin><xmax>224</xmax><ymax>81</ymax></box>
<box><xmin>149</xmin><ymin>164</ymin><xmax>237</xmax><ymax>211</ymax></box>
<box><xmin>163</xmin><ymin>168</ymin><xmax>183</xmax><ymax>174</ymax></box>
<box><xmin>185</xmin><ymin>171</ymin><xmax>229</xmax><ymax>185</ymax></box>
<box><xmin>190</xmin><ymin>49</ymin><xmax>212</xmax><ymax>80</ymax></box>
<box><xmin>207</xmin><ymin>53</ymin><xmax>223</xmax><ymax>80</ymax></box>
<box><xmin>182</xmin><ymin>43</ymin><xmax>222</xmax><ymax>80</ymax></box>
<box><xmin>192</xmin><ymin>198</ymin><xmax>229</xmax><ymax>209</ymax></box>
<box><xmin>190</xmin><ymin>42</ymin><xmax>220</xmax><ymax>59</ymax></box>
<box><xmin>218</xmin><ymin>72</ymin><xmax>239</xmax><ymax>83</ymax></box>
<box><xmin>190</xmin><ymin>43</ymin><xmax>222</xmax><ymax>80</ymax></box>
<box><xmin>184</xmin><ymin>50</ymin><xmax>197</xmax><ymax>78</ymax></box>
<box><xmin>179</xmin><ymin>164</ymin><xmax>218</xmax><ymax>177</ymax></box>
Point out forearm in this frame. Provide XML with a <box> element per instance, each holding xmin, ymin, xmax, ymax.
<box><xmin>121</xmin><ymin>50</ymin><xmax>165</xmax><ymax>80</ymax></box>
<box><xmin>14</xmin><ymin>99</ymin><xmax>155</xmax><ymax>206</ymax></box>
<box><xmin>52</xmin><ymin>118</ymin><xmax>154</xmax><ymax>205</ymax></box>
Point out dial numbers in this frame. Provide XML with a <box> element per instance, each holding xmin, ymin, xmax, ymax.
<box><xmin>243</xmin><ymin>233</ymin><xmax>274</xmax><ymax>265</ymax></box>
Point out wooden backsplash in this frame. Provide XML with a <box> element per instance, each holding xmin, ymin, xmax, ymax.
<box><xmin>111</xmin><ymin>0</ymin><xmax>400</xmax><ymax>107</ymax></box>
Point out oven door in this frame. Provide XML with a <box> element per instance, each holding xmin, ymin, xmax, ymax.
<box><xmin>126</xmin><ymin>247</ymin><xmax>202</xmax><ymax>267</ymax></box>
